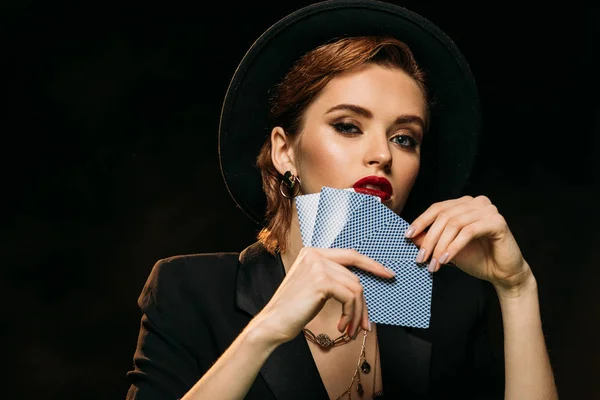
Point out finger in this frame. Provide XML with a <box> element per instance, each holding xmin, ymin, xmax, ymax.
<box><xmin>413</xmin><ymin>198</ymin><xmax>482</xmax><ymax>264</ymax></box>
<box><xmin>349</xmin><ymin>287</ymin><xmax>364</xmax><ymax>339</ymax></box>
<box><xmin>321</xmin><ymin>280</ymin><xmax>357</xmax><ymax>334</ymax></box>
<box><xmin>324</xmin><ymin>262</ymin><xmax>366</xmax><ymax>336</ymax></box>
<box><xmin>361</xmin><ymin>293</ymin><xmax>370</xmax><ymax>332</ymax></box>
<box><xmin>328</xmin><ymin>261</ymin><xmax>371</xmax><ymax>334</ymax></box>
<box><xmin>436</xmin><ymin>213</ymin><xmax>507</xmax><ymax>272</ymax></box>
<box><xmin>352</xmin><ymin>289</ymin><xmax>369</xmax><ymax>336</ymax></box>
<box><xmin>318</xmin><ymin>248</ymin><xmax>395</xmax><ymax>278</ymax></box>
<box><xmin>430</xmin><ymin>204</ymin><xmax>498</xmax><ymax>271</ymax></box>
<box><xmin>404</xmin><ymin>195</ymin><xmax>474</xmax><ymax>239</ymax></box>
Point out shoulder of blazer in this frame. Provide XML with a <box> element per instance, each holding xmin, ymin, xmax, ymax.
<box><xmin>137</xmin><ymin>251</ymin><xmax>241</xmax><ymax>312</ymax></box>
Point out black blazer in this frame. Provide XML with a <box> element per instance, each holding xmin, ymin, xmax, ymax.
<box><xmin>125</xmin><ymin>241</ymin><xmax>504</xmax><ymax>400</ymax></box>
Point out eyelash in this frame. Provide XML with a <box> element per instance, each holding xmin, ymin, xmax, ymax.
<box><xmin>331</xmin><ymin>122</ymin><xmax>419</xmax><ymax>149</ymax></box>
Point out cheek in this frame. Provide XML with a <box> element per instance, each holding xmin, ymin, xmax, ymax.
<box><xmin>407</xmin><ymin>159</ymin><xmax>421</xmax><ymax>182</ymax></box>
<box><xmin>393</xmin><ymin>157</ymin><xmax>420</xmax><ymax>195</ymax></box>
<box><xmin>389</xmin><ymin>163</ymin><xmax>420</xmax><ymax>214</ymax></box>
<box><xmin>296</xmin><ymin>136</ymin><xmax>352</xmax><ymax>192</ymax></box>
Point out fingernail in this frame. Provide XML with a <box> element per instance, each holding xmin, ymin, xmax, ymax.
<box><xmin>384</xmin><ymin>267</ymin><xmax>396</xmax><ymax>276</ymax></box>
<box><xmin>428</xmin><ymin>258</ymin><xmax>438</xmax><ymax>273</ymax></box>
<box><xmin>439</xmin><ymin>252</ymin><xmax>449</xmax><ymax>264</ymax></box>
<box><xmin>404</xmin><ymin>225</ymin><xmax>415</xmax><ymax>238</ymax></box>
<box><xmin>416</xmin><ymin>248</ymin><xmax>426</xmax><ymax>263</ymax></box>
<box><xmin>368</xmin><ymin>320</ymin><xmax>372</xmax><ymax>332</ymax></box>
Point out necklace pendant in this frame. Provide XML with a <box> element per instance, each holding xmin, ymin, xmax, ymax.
<box><xmin>315</xmin><ymin>333</ymin><xmax>334</xmax><ymax>348</ymax></box>
<box><xmin>357</xmin><ymin>382</ymin><xmax>364</xmax><ymax>396</ymax></box>
<box><xmin>361</xmin><ymin>360</ymin><xmax>371</xmax><ymax>374</ymax></box>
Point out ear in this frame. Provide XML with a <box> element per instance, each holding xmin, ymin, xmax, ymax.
<box><xmin>270</xmin><ymin>126</ymin><xmax>297</xmax><ymax>176</ymax></box>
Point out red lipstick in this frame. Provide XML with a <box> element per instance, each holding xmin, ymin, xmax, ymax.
<box><xmin>352</xmin><ymin>175</ymin><xmax>393</xmax><ymax>201</ymax></box>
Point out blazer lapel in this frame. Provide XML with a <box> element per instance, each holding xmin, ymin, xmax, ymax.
<box><xmin>235</xmin><ymin>242</ymin><xmax>329</xmax><ymax>400</ymax></box>
<box><xmin>378</xmin><ymin>323</ymin><xmax>432</xmax><ymax>399</ymax></box>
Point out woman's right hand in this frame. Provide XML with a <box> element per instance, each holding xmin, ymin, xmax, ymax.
<box><xmin>253</xmin><ymin>247</ymin><xmax>395</xmax><ymax>346</ymax></box>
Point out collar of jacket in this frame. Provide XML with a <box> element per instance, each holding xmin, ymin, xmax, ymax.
<box><xmin>235</xmin><ymin>241</ymin><xmax>432</xmax><ymax>400</ymax></box>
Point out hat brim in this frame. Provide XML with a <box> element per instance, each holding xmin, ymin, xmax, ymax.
<box><xmin>219</xmin><ymin>0</ymin><xmax>480</xmax><ymax>225</ymax></box>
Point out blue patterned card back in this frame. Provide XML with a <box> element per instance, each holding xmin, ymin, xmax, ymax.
<box><xmin>354</xmin><ymin>216</ymin><xmax>420</xmax><ymax>260</ymax></box>
<box><xmin>295</xmin><ymin>186</ymin><xmax>432</xmax><ymax>328</ymax></box>
<box><xmin>349</xmin><ymin>258</ymin><xmax>432</xmax><ymax>328</ymax></box>
<box><xmin>310</xmin><ymin>187</ymin><xmax>366</xmax><ymax>248</ymax></box>
<box><xmin>295</xmin><ymin>192</ymin><xmax>320</xmax><ymax>247</ymax></box>
<box><xmin>329</xmin><ymin>193</ymin><xmax>396</xmax><ymax>250</ymax></box>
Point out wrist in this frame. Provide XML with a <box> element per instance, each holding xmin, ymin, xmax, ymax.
<box><xmin>243</xmin><ymin>311</ymin><xmax>290</xmax><ymax>352</ymax></box>
<box><xmin>493</xmin><ymin>266</ymin><xmax>538</xmax><ymax>301</ymax></box>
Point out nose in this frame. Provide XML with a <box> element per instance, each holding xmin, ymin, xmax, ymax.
<box><xmin>364</xmin><ymin>132</ymin><xmax>392</xmax><ymax>169</ymax></box>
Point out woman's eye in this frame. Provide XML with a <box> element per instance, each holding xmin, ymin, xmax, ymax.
<box><xmin>332</xmin><ymin>122</ymin><xmax>361</xmax><ymax>135</ymax></box>
<box><xmin>391</xmin><ymin>134</ymin><xmax>418</xmax><ymax>148</ymax></box>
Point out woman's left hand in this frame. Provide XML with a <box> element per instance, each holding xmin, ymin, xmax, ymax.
<box><xmin>405</xmin><ymin>195</ymin><xmax>531</xmax><ymax>290</ymax></box>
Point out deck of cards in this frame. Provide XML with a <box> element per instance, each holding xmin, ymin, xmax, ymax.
<box><xmin>295</xmin><ymin>186</ymin><xmax>433</xmax><ymax>328</ymax></box>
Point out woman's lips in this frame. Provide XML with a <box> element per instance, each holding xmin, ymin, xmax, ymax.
<box><xmin>352</xmin><ymin>176</ymin><xmax>393</xmax><ymax>201</ymax></box>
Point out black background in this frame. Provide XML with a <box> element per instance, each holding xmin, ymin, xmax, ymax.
<box><xmin>3</xmin><ymin>1</ymin><xmax>599</xmax><ymax>399</ymax></box>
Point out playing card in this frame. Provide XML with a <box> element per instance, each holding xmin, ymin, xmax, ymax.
<box><xmin>349</xmin><ymin>258</ymin><xmax>432</xmax><ymax>328</ymax></box>
<box><xmin>310</xmin><ymin>187</ymin><xmax>367</xmax><ymax>248</ymax></box>
<box><xmin>329</xmin><ymin>191</ymin><xmax>396</xmax><ymax>250</ymax></box>
<box><xmin>346</xmin><ymin>200</ymin><xmax>430</xmax><ymax>327</ymax></box>
<box><xmin>295</xmin><ymin>192</ymin><xmax>321</xmax><ymax>246</ymax></box>
<box><xmin>295</xmin><ymin>186</ymin><xmax>433</xmax><ymax>328</ymax></box>
<box><xmin>354</xmin><ymin>216</ymin><xmax>420</xmax><ymax>260</ymax></box>
<box><xmin>309</xmin><ymin>187</ymin><xmax>419</xmax><ymax>259</ymax></box>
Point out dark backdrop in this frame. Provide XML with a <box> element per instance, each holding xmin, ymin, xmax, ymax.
<box><xmin>3</xmin><ymin>1</ymin><xmax>599</xmax><ymax>399</ymax></box>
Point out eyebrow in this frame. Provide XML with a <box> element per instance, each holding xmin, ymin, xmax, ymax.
<box><xmin>325</xmin><ymin>103</ymin><xmax>426</xmax><ymax>131</ymax></box>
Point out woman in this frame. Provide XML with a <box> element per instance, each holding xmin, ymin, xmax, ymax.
<box><xmin>125</xmin><ymin>1</ymin><xmax>558</xmax><ymax>399</ymax></box>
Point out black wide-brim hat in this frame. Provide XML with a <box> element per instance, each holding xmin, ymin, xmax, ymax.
<box><xmin>219</xmin><ymin>0</ymin><xmax>480</xmax><ymax>226</ymax></box>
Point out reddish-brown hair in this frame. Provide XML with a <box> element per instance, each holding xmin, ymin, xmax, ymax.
<box><xmin>256</xmin><ymin>36</ymin><xmax>429</xmax><ymax>254</ymax></box>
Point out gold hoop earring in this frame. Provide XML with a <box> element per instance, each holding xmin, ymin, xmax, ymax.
<box><xmin>279</xmin><ymin>171</ymin><xmax>302</xmax><ymax>199</ymax></box>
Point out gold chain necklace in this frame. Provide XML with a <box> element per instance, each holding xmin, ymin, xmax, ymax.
<box><xmin>335</xmin><ymin>330</ymin><xmax>371</xmax><ymax>400</ymax></box>
<box><xmin>304</xmin><ymin>327</ymin><xmax>384</xmax><ymax>399</ymax></box>
<box><xmin>337</xmin><ymin>329</ymin><xmax>385</xmax><ymax>399</ymax></box>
